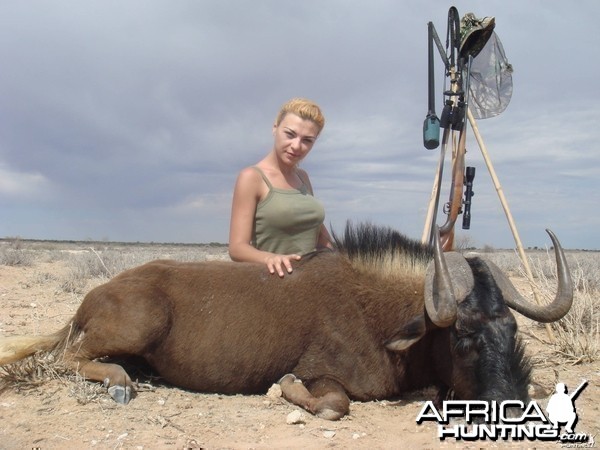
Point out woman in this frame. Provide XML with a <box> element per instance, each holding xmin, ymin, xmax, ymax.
<box><xmin>228</xmin><ymin>98</ymin><xmax>333</xmax><ymax>277</ymax></box>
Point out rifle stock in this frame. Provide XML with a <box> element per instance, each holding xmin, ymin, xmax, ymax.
<box><xmin>439</xmin><ymin>124</ymin><xmax>467</xmax><ymax>251</ymax></box>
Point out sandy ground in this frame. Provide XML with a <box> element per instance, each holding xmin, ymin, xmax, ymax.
<box><xmin>0</xmin><ymin>247</ymin><xmax>598</xmax><ymax>449</ymax></box>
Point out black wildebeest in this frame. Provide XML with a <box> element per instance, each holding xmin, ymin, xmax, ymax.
<box><xmin>0</xmin><ymin>223</ymin><xmax>572</xmax><ymax>420</ymax></box>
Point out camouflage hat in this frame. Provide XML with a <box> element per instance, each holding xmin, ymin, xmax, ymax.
<box><xmin>460</xmin><ymin>13</ymin><xmax>495</xmax><ymax>60</ymax></box>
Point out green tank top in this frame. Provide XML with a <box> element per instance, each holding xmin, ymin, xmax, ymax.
<box><xmin>251</xmin><ymin>167</ymin><xmax>325</xmax><ymax>255</ymax></box>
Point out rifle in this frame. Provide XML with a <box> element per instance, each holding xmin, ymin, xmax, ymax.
<box><xmin>422</xmin><ymin>7</ymin><xmax>477</xmax><ymax>251</ymax></box>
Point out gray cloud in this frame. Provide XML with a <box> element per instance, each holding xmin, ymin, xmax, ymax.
<box><xmin>1</xmin><ymin>0</ymin><xmax>599</xmax><ymax>249</ymax></box>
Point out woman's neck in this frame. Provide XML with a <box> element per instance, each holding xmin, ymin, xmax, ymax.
<box><xmin>262</xmin><ymin>153</ymin><xmax>297</xmax><ymax>175</ymax></box>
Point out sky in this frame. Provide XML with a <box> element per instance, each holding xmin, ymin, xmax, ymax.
<box><xmin>1</xmin><ymin>0</ymin><xmax>599</xmax><ymax>249</ymax></box>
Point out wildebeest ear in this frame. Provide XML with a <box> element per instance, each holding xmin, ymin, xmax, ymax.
<box><xmin>385</xmin><ymin>335</ymin><xmax>424</xmax><ymax>351</ymax></box>
<box><xmin>384</xmin><ymin>316</ymin><xmax>426</xmax><ymax>351</ymax></box>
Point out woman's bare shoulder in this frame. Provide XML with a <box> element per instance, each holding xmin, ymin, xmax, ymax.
<box><xmin>236</xmin><ymin>166</ymin><xmax>262</xmax><ymax>183</ymax></box>
<box><xmin>234</xmin><ymin>166</ymin><xmax>269</xmax><ymax>200</ymax></box>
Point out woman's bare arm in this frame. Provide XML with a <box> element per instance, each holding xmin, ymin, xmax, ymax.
<box><xmin>228</xmin><ymin>168</ymin><xmax>300</xmax><ymax>276</ymax></box>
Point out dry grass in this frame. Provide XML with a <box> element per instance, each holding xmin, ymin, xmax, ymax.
<box><xmin>0</xmin><ymin>353</ymin><xmax>157</xmax><ymax>405</ymax></box>
<box><xmin>486</xmin><ymin>249</ymin><xmax>600</xmax><ymax>364</ymax></box>
<box><xmin>56</xmin><ymin>244</ymin><xmax>229</xmax><ymax>293</ymax></box>
<box><xmin>0</xmin><ymin>238</ymin><xmax>33</xmax><ymax>266</ymax></box>
<box><xmin>526</xmin><ymin>252</ymin><xmax>599</xmax><ymax>364</ymax></box>
<box><xmin>0</xmin><ymin>352</ymin><xmax>92</xmax><ymax>398</ymax></box>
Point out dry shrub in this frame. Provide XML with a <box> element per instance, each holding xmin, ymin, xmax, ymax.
<box><xmin>0</xmin><ymin>248</ymin><xmax>33</xmax><ymax>267</ymax></box>
<box><xmin>57</xmin><ymin>245</ymin><xmax>228</xmax><ymax>293</ymax></box>
<box><xmin>483</xmin><ymin>248</ymin><xmax>598</xmax><ymax>363</ymax></box>
<box><xmin>521</xmin><ymin>251</ymin><xmax>599</xmax><ymax>363</ymax></box>
<box><xmin>59</xmin><ymin>265</ymin><xmax>91</xmax><ymax>294</ymax></box>
<box><xmin>0</xmin><ymin>237</ymin><xmax>34</xmax><ymax>266</ymax></box>
<box><xmin>58</xmin><ymin>249</ymin><xmax>133</xmax><ymax>293</ymax></box>
<box><xmin>484</xmin><ymin>250</ymin><xmax>521</xmax><ymax>276</ymax></box>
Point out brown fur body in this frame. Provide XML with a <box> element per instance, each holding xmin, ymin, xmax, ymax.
<box><xmin>72</xmin><ymin>252</ymin><xmax>428</xmax><ymax>400</ymax></box>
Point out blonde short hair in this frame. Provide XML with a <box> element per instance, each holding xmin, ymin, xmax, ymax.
<box><xmin>275</xmin><ymin>98</ymin><xmax>325</xmax><ymax>133</ymax></box>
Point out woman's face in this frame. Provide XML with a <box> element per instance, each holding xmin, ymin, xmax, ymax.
<box><xmin>272</xmin><ymin>113</ymin><xmax>320</xmax><ymax>167</ymax></box>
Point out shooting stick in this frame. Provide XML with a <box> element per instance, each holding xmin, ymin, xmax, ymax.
<box><xmin>420</xmin><ymin>8</ymin><xmax>555</xmax><ymax>341</ymax></box>
<box><xmin>466</xmin><ymin>107</ymin><xmax>555</xmax><ymax>341</ymax></box>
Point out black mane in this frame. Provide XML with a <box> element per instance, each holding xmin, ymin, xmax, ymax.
<box><xmin>332</xmin><ymin>222</ymin><xmax>433</xmax><ymax>265</ymax></box>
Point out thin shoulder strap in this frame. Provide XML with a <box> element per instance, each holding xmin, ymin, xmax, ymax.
<box><xmin>251</xmin><ymin>166</ymin><xmax>273</xmax><ymax>189</ymax></box>
<box><xmin>296</xmin><ymin>169</ymin><xmax>314</xmax><ymax>195</ymax></box>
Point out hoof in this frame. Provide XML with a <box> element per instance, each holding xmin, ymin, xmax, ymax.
<box><xmin>316</xmin><ymin>408</ymin><xmax>344</xmax><ymax>421</ymax></box>
<box><xmin>108</xmin><ymin>385</ymin><xmax>132</xmax><ymax>404</ymax></box>
<box><xmin>278</xmin><ymin>373</ymin><xmax>298</xmax><ymax>384</ymax></box>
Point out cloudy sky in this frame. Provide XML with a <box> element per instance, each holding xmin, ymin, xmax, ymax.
<box><xmin>1</xmin><ymin>1</ymin><xmax>599</xmax><ymax>249</ymax></box>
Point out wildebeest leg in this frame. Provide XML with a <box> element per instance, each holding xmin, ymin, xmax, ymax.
<box><xmin>63</xmin><ymin>353</ymin><xmax>134</xmax><ymax>404</ymax></box>
<box><xmin>60</xmin><ymin>286</ymin><xmax>172</xmax><ymax>404</ymax></box>
<box><xmin>279</xmin><ymin>374</ymin><xmax>350</xmax><ymax>420</ymax></box>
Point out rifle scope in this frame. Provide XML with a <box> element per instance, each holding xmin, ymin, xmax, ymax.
<box><xmin>462</xmin><ymin>166</ymin><xmax>476</xmax><ymax>229</ymax></box>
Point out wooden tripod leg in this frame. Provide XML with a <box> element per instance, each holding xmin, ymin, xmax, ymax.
<box><xmin>422</xmin><ymin>128</ymin><xmax>450</xmax><ymax>245</ymax></box>
<box><xmin>467</xmin><ymin>107</ymin><xmax>555</xmax><ymax>342</ymax></box>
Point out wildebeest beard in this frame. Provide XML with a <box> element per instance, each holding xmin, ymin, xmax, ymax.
<box><xmin>444</xmin><ymin>257</ymin><xmax>532</xmax><ymax>404</ymax></box>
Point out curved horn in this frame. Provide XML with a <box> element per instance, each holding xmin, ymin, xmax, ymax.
<box><xmin>475</xmin><ymin>229</ymin><xmax>573</xmax><ymax>323</ymax></box>
<box><xmin>424</xmin><ymin>227</ymin><xmax>474</xmax><ymax>327</ymax></box>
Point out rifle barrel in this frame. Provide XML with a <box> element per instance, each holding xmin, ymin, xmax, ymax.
<box><xmin>569</xmin><ymin>379</ymin><xmax>588</xmax><ymax>400</ymax></box>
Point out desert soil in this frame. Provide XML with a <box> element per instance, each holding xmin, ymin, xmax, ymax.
<box><xmin>0</xmin><ymin>246</ymin><xmax>598</xmax><ymax>449</ymax></box>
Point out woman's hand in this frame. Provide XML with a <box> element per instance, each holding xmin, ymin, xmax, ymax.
<box><xmin>265</xmin><ymin>253</ymin><xmax>302</xmax><ymax>277</ymax></box>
